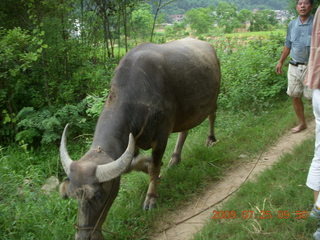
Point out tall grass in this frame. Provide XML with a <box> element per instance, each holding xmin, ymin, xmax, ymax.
<box><xmin>224</xmin><ymin>29</ymin><xmax>286</xmax><ymax>39</ymax></box>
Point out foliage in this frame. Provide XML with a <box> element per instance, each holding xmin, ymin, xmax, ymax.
<box><xmin>85</xmin><ymin>89</ymin><xmax>109</xmax><ymax>118</ymax></box>
<box><xmin>0</xmin><ymin>0</ymin><xmax>123</xmax><ymax>144</ymax></box>
<box><xmin>161</xmin><ymin>0</ymin><xmax>215</xmax><ymax>16</ymax></box>
<box><xmin>213</xmin><ymin>32</ymin><xmax>287</xmax><ymax>111</ymax></box>
<box><xmin>0</xmin><ymin>0</ymin><xmax>29</xmax><ymax>29</ymax></box>
<box><xmin>15</xmin><ymin>104</ymin><xmax>86</xmax><ymax>146</ymax></box>
<box><xmin>0</xmin><ymin>27</ymin><xmax>46</xmax><ymax>111</ymax></box>
<box><xmin>161</xmin><ymin>0</ymin><xmax>291</xmax><ymax>15</ymax></box>
<box><xmin>185</xmin><ymin>7</ymin><xmax>213</xmax><ymax>34</ymax></box>
<box><xmin>0</xmin><ymin>0</ymin><xmax>288</xmax><ymax>146</ymax></box>
<box><xmin>238</xmin><ymin>9</ymin><xmax>253</xmax><ymax>24</ymax></box>
<box><xmin>130</xmin><ymin>3</ymin><xmax>154</xmax><ymax>41</ymax></box>
<box><xmin>215</xmin><ymin>2</ymin><xmax>241</xmax><ymax>33</ymax></box>
<box><xmin>250</xmin><ymin>9</ymin><xmax>278</xmax><ymax>31</ymax></box>
<box><xmin>227</xmin><ymin>0</ymin><xmax>291</xmax><ymax>10</ymax></box>
<box><xmin>164</xmin><ymin>22</ymin><xmax>189</xmax><ymax>39</ymax></box>
<box><xmin>182</xmin><ymin>3</ymin><xmax>278</xmax><ymax>35</ymax></box>
<box><xmin>14</xmin><ymin>86</ymin><xmax>110</xmax><ymax>147</ymax></box>
<box><xmin>0</xmin><ymin>110</ymin><xmax>16</xmax><ymax>143</ymax></box>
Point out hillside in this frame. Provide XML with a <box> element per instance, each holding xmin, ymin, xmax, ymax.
<box><xmin>161</xmin><ymin>0</ymin><xmax>291</xmax><ymax>15</ymax></box>
<box><xmin>227</xmin><ymin>0</ymin><xmax>290</xmax><ymax>10</ymax></box>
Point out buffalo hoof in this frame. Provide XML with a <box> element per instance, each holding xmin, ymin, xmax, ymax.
<box><xmin>168</xmin><ymin>153</ymin><xmax>181</xmax><ymax>167</ymax></box>
<box><xmin>206</xmin><ymin>136</ymin><xmax>218</xmax><ymax>147</ymax></box>
<box><xmin>143</xmin><ymin>195</ymin><xmax>157</xmax><ymax>210</ymax></box>
<box><xmin>76</xmin><ymin>230</ymin><xmax>104</xmax><ymax>240</ymax></box>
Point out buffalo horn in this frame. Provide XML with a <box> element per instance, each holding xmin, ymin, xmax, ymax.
<box><xmin>95</xmin><ymin>133</ymin><xmax>135</xmax><ymax>182</ymax></box>
<box><xmin>60</xmin><ymin>124</ymin><xmax>73</xmax><ymax>176</ymax></box>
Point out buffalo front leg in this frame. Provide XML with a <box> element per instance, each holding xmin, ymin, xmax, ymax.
<box><xmin>168</xmin><ymin>131</ymin><xmax>188</xmax><ymax>167</ymax></box>
<box><xmin>143</xmin><ymin>142</ymin><xmax>166</xmax><ymax>210</ymax></box>
<box><xmin>126</xmin><ymin>155</ymin><xmax>151</xmax><ymax>174</ymax></box>
<box><xmin>206</xmin><ymin>112</ymin><xmax>218</xmax><ymax>146</ymax></box>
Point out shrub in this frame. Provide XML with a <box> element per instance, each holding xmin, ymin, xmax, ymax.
<box><xmin>16</xmin><ymin>103</ymin><xmax>89</xmax><ymax>146</ymax></box>
<box><xmin>215</xmin><ymin>33</ymin><xmax>287</xmax><ymax>111</ymax></box>
<box><xmin>85</xmin><ymin>89</ymin><xmax>109</xmax><ymax>118</ymax></box>
<box><xmin>15</xmin><ymin>88</ymin><xmax>109</xmax><ymax>147</ymax></box>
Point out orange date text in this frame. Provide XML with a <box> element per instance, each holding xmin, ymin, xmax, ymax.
<box><xmin>211</xmin><ymin>210</ymin><xmax>309</xmax><ymax>220</ymax></box>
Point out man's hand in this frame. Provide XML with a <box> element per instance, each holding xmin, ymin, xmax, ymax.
<box><xmin>276</xmin><ymin>62</ymin><xmax>283</xmax><ymax>74</ymax></box>
<box><xmin>276</xmin><ymin>46</ymin><xmax>290</xmax><ymax>75</ymax></box>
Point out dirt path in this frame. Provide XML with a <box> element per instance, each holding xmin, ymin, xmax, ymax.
<box><xmin>150</xmin><ymin>120</ymin><xmax>315</xmax><ymax>240</ymax></box>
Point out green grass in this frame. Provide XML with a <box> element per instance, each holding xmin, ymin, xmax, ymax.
<box><xmin>0</xmin><ymin>99</ymin><xmax>313</xmax><ymax>239</ymax></box>
<box><xmin>193</xmin><ymin>137</ymin><xmax>317</xmax><ymax>240</ymax></box>
<box><xmin>224</xmin><ymin>29</ymin><xmax>286</xmax><ymax>39</ymax></box>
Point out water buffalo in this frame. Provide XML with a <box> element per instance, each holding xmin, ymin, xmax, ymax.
<box><xmin>59</xmin><ymin>38</ymin><xmax>220</xmax><ymax>240</ymax></box>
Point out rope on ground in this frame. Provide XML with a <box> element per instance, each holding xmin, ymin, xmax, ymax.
<box><xmin>160</xmin><ymin>149</ymin><xmax>265</xmax><ymax>233</ymax></box>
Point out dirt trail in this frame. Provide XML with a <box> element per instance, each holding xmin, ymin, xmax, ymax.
<box><xmin>150</xmin><ymin>120</ymin><xmax>315</xmax><ymax>240</ymax></box>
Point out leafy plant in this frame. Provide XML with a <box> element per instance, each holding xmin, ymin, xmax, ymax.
<box><xmin>185</xmin><ymin>7</ymin><xmax>213</xmax><ymax>34</ymax></box>
<box><xmin>14</xmin><ymin>86</ymin><xmax>111</xmax><ymax>147</ymax></box>
<box><xmin>15</xmin><ymin>103</ymin><xmax>89</xmax><ymax>146</ymax></box>
<box><xmin>85</xmin><ymin>89</ymin><xmax>109</xmax><ymax>118</ymax></box>
<box><xmin>214</xmin><ymin>33</ymin><xmax>287</xmax><ymax>111</ymax></box>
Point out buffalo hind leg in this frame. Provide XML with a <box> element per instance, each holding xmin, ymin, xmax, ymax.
<box><xmin>143</xmin><ymin>141</ymin><xmax>167</xmax><ymax>210</ymax></box>
<box><xmin>168</xmin><ymin>131</ymin><xmax>188</xmax><ymax>167</ymax></box>
<box><xmin>206</xmin><ymin>112</ymin><xmax>218</xmax><ymax>146</ymax></box>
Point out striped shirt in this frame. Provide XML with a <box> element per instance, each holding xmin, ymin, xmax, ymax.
<box><xmin>305</xmin><ymin>7</ymin><xmax>320</xmax><ymax>89</ymax></box>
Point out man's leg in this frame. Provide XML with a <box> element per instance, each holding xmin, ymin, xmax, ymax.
<box><xmin>292</xmin><ymin>97</ymin><xmax>307</xmax><ymax>133</ymax></box>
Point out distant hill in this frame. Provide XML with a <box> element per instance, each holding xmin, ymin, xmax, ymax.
<box><xmin>161</xmin><ymin>0</ymin><xmax>291</xmax><ymax>16</ymax></box>
<box><xmin>226</xmin><ymin>0</ymin><xmax>291</xmax><ymax>10</ymax></box>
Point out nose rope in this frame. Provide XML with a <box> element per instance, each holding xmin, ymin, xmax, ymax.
<box><xmin>74</xmin><ymin>224</ymin><xmax>117</xmax><ymax>236</ymax></box>
<box><xmin>76</xmin><ymin>128</ymin><xmax>142</xmax><ymax>239</ymax></box>
<box><xmin>75</xmin><ymin>179</ymin><xmax>119</xmax><ymax>239</ymax></box>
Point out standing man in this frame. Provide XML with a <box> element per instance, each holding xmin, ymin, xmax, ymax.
<box><xmin>276</xmin><ymin>0</ymin><xmax>314</xmax><ymax>133</ymax></box>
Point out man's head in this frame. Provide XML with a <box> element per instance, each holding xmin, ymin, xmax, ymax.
<box><xmin>296</xmin><ymin>0</ymin><xmax>313</xmax><ymax>17</ymax></box>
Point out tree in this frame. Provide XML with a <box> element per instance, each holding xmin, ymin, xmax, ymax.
<box><xmin>130</xmin><ymin>3</ymin><xmax>154</xmax><ymax>41</ymax></box>
<box><xmin>238</xmin><ymin>9</ymin><xmax>253</xmax><ymax>26</ymax></box>
<box><xmin>149</xmin><ymin>0</ymin><xmax>176</xmax><ymax>42</ymax></box>
<box><xmin>215</xmin><ymin>2</ymin><xmax>241</xmax><ymax>33</ymax></box>
<box><xmin>185</xmin><ymin>7</ymin><xmax>213</xmax><ymax>34</ymax></box>
<box><xmin>250</xmin><ymin>10</ymin><xmax>277</xmax><ymax>31</ymax></box>
<box><xmin>0</xmin><ymin>27</ymin><xmax>45</xmax><ymax>144</ymax></box>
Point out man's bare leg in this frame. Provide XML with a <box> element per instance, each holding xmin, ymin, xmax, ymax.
<box><xmin>292</xmin><ymin>97</ymin><xmax>307</xmax><ymax>133</ymax></box>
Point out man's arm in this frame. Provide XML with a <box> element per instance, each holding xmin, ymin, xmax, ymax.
<box><xmin>276</xmin><ymin>46</ymin><xmax>290</xmax><ymax>74</ymax></box>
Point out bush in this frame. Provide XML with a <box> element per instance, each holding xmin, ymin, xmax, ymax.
<box><xmin>215</xmin><ymin>33</ymin><xmax>287</xmax><ymax>111</ymax></box>
<box><xmin>15</xmin><ymin>88</ymin><xmax>109</xmax><ymax>147</ymax></box>
<box><xmin>16</xmin><ymin>104</ymin><xmax>87</xmax><ymax>146</ymax></box>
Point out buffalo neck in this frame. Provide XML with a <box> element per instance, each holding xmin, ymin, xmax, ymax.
<box><xmin>91</xmin><ymin>103</ymin><xmax>130</xmax><ymax>161</ymax></box>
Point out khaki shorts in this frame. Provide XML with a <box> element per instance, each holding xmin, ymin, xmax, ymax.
<box><xmin>287</xmin><ymin>64</ymin><xmax>312</xmax><ymax>99</ymax></box>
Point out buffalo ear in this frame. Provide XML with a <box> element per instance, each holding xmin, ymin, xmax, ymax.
<box><xmin>59</xmin><ymin>180</ymin><xmax>70</xmax><ymax>199</ymax></box>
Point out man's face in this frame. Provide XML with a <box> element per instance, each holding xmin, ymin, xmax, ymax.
<box><xmin>296</xmin><ymin>0</ymin><xmax>313</xmax><ymax>17</ymax></box>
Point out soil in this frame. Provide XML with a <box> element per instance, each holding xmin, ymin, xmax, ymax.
<box><xmin>150</xmin><ymin>120</ymin><xmax>315</xmax><ymax>240</ymax></box>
